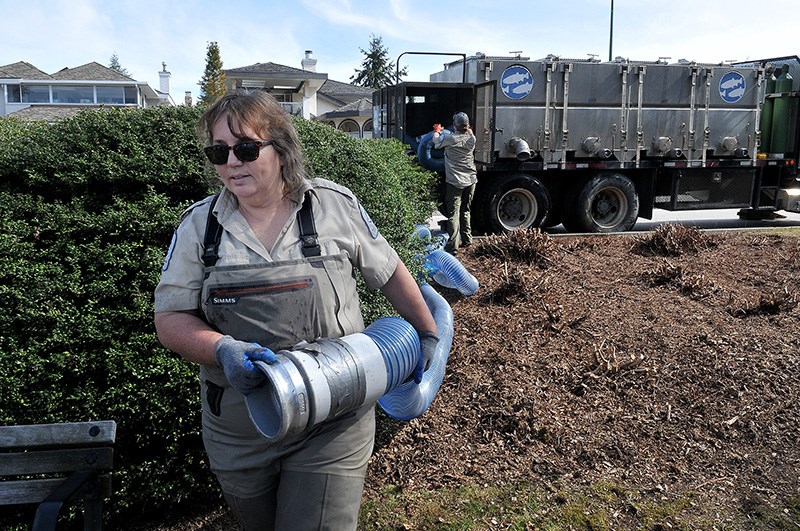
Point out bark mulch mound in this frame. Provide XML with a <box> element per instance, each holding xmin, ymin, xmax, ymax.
<box><xmin>365</xmin><ymin>226</ymin><xmax>800</xmax><ymax>528</ymax></box>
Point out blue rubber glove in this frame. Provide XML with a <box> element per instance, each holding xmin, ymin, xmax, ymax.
<box><xmin>413</xmin><ymin>332</ymin><xmax>440</xmax><ymax>384</ymax></box>
<box><xmin>214</xmin><ymin>335</ymin><xmax>277</xmax><ymax>396</ymax></box>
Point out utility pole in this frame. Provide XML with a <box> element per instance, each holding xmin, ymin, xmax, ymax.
<box><xmin>608</xmin><ymin>0</ymin><xmax>614</xmax><ymax>61</ymax></box>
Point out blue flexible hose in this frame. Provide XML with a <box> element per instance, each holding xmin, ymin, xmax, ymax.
<box><xmin>361</xmin><ymin>316</ymin><xmax>419</xmax><ymax>392</ymax></box>
<box><xmin>414</xmin><ymin>224</ymin><xmax>446</xmax><ymax>253</ymax></box>
<box><xmin>414</xmin><ymin>224</ymin><xmax>432</xmax><ymax>241</ymax></box>
<box><xmin>424</xmin><ymin>249</ymin><xmax>479</xmax><ymax>296</ymax></box>
<box><xmin>416</xmin><ymin>130</ymin><xmax>450</xmax><ymax>173</ymax></box>
<box><xmin>365</xmin><ymin>282</ymin><xmax>454</xmax><ymax>420</ymax></box>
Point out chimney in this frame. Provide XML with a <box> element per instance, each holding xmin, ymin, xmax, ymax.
<box><xmin>301</xmin><ymin>50</ymin><xmax>317</xmax><ymax>72</ymax></box>
<box><xmin>184</xmin><ymin>91</ymin><xmax>193</xmax><ymax>106</ymax></box>
<box><xmin>159</xmin><ymin>62</ymin><xmax>171</xmax><ymax>95</ymax></box>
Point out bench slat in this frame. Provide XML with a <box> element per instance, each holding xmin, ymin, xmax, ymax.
<box><xmin>0</xmin><ymin>447</ymin><xmax>113</xmax><ymax>476</ymax></box>
<box><xmin>0</xmin><ymin>475</ymin><xmax>112</xmax><ymax>506</ymax></box>
<box><xmin>0</xmin><ymin>420</ymin><xmax>116</xmax><ymax>528</ymax></box>
<box><xmin>0</xmin><ymin>421</ymin><xmax>116</xmax><ymax>449</ymax></box>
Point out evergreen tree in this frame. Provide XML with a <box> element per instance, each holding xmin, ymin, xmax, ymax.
<box><xmin>198</xmin><ymin>41</ymin><xmax>227</xmax><ymax>107</ymax></box>
<box><xmin>351</xmin><ymin>34</ymin><xmax>407</xmax><ymax>89</ymax></box>
<box><xmin>108</xmin><ymin>52</ymin><xmax>131</xmax><ymax>77</ymax></box>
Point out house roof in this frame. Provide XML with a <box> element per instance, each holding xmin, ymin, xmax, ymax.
<box><xmin>226</xmin><ymin>63</ymin><xmax>373</xmax><ymax>98</ymax></box>
<box><xmin>52</xmin><ymin>62</ymin><xmax>134</xmax><ymax>81</ymax></box>
<box><xmin>227</xmin><ymin>61</ymin><xmax>325</xmax><ymax>77</ymax></box>
<box><xmin>318</xmin><ymin>79</ymin><xmax>372</xmax><ymax>102</ymax></box>
<box><xmin>0</xmin><ymin>61</ymin><xmax>136</xmax><ymax>82</ymax></box>
<box><xmin>225</xmin><ymin>62</ymin><xmax>373</xmax><ymax>104</ymax></box>
<box><xmin>224</xmin><ymin>60</ymin><xmax>374</xmax><ymax>120</ymax></box>
<box><xmin>0</xmin><ymin>61</ymin><xmax>52</xmax><ymax>80</ymax></box>
<box><xmin>3</xmin><ymin>105</ymin><xmax>100</xmax><ymax>122</ymax></box>
<box><xmin>225</xmin><ymin>61</ymin><xmax>328</xmax><ymax>94</ymax></box>
<box><xmin>1</xmin><ymin>60</ymin><xmax>171</xmax><ymax>121</ymax></box>
<box><xmin>317</xmin><ymin>97</ymin><xmax>373</xmax><ymax>121</ymax></box>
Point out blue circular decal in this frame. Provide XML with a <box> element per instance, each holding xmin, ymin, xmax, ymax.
<box><xmin>719</xmin><ymin>71</ymin><xmax>746</xmax><ymax>103</ymax></box>
<box><xmin>500</xmin><ymin>65</ymin><xmax>533</xmax><ymax>100</ymax></box>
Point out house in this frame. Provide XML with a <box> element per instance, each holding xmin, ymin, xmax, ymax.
<box><xmin>224</xmin><ymin>51</ymin><xmax>374</xmax><ymax>138</ymax></box>
<box><xmin>0</xmin><ymin>61</ymin><xmax>175</xmax><ymax>122</ymax></box>
<box><xmin>315</xmin><ymin>81</ymin><xmax>374</xmax><ymax>138</ymax></box>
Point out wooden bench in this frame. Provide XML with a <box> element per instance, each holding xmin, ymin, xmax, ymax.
<box><xmin>0</xmin><ymin>420</ymin><xmax>116</xmax><ymax>530</ymax></box>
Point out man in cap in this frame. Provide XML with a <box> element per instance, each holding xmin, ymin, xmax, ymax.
<box><xmin>432</xmin><ymin>112</ymin><xmax>477</xmax><ymax>253</ymax></box>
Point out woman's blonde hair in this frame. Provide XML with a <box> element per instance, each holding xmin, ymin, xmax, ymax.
<box><xmin>199</xmin><ymin>89</ymin><xmax>307</xmax><ymax>200</ymax></box>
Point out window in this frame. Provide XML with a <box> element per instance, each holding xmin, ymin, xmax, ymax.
<box><xmin>338</xmin><ymin>119</ymin><xmax>361</xmax><ymax>138</ymax></box>
<box><xmin>269</xmin><ymin>91</ymin><xmax>302</xmax><ymax>115</ymax></box>
<box><xmin>96</xmin><ymin>86</ymin><xmax>137</xmax><ymax>104</ymax></box>
<box><xmin>21</xmin><ymin>85</ymin><xmax>50</xmax><ymax>103</ymax></box>
<box><xmin>52</xmin><ymin>85</ymin><xmax>94</xmax><ymax>104</ymax></box>
<box><xmin>7</xmin><ymin>83</ymin><xmax>138</xmax><ymax>105</ymax></box>
<box><xmin>363</xmin><ymin>119</ymin><xmax>374</xmax><ymax>138</ymax></box>
<box><xmin>6</xmin><ymin>84</ymin><xmax>21</xmax><ymax>103</ymax></box>
<box><xmin>124</xmin><ymin>86</ymin><xmax>138</xmax><ymax>104</ymax></box>
<box><xmin>270</xmin><ymin>92</ymin><xmax>292</xmax><ymax>103</ymax></box>
<box><xmin>96</xmin><ymin>86</ymin><xmax>124</xmax><ymax>104</ymax></box>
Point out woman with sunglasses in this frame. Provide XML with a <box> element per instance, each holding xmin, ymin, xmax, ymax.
<box><xmin>153</xmin><ymin>89</ymin><xmax>438</xmax><ymax>530</ymax></box>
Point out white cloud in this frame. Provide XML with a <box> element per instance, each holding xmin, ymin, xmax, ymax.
<box><xmin>389</xmin><ymin>0</ymin><xmax>410</xmax><ymax>21</ymax></box>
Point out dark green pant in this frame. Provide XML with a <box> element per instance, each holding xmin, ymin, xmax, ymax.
<box><xmin>444</xmin><ymin>182</ymin><xmax>476</xmax><ymax>252</ymax></box>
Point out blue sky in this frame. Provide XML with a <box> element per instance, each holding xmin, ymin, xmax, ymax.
<box><xmin>2</xmin><ymin>0</ymin><xmax>797</xmax><ymax>102</ymax></box>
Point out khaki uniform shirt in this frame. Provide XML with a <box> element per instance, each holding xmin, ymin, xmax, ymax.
<box><xmin>155</xmin><ymin>177</ymin><xmax>399</xmax><ymax>316</ymax></box>
<box><xmin>433</xmin><ymin>130</ymin><xmax>478</xmax><ymax>189</ymax></box>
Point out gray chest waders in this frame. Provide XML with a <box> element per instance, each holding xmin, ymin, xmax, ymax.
<box><xmin>200</xmin><ymin>192</ymin><xmax>363</xmax><ymax>352</ymax></box>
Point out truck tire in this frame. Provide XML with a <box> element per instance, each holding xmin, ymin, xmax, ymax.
<box><xmin>486</xmin><ymin>173</ymin><xmax>550</xmax><ymax>233</ymax></box>
<box><xmin>563</xmin><ymin>173</ymin><xmax>639</xmax><ymax>233</ymax></box>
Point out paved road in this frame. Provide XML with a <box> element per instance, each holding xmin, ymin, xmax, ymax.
<box><xmin>428</xmin><ymin>208</ymin><xmax>800</xmax><ymax>237</ymax></box>
<box><xmin>629</xmin><ymin>208</ymin><xmax>800</xmax><ymax>232</ymax></box>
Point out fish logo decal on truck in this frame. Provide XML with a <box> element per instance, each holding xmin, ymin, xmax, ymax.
<box><xmin>719</xmin><ymin>71</ymin><xmax>746</xmax><ymax>103</ymax></box>
<box><xmin>500</xmin><ymin>65</ymin><xmax>533</xmax><ymax>100</ymax></box>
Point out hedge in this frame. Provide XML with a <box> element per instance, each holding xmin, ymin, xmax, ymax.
<box><xmin>0</xmin><ymin>106</ymin><xmax>435</xmax><ymax>527</ymax></box>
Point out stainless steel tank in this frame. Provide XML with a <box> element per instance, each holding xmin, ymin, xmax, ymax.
<box><xmin>431</xmin><ymin>54</ymin><xmax>764</xmax><ymax>164</ymax></box>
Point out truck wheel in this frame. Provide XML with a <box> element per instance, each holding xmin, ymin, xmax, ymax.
<box><xmin>486</xmin><ymin>174</ymin><xmax>550</xmax><ymax>233</ymax></box>
<box><xmin>563</xmin><ymin>174</ymin><xmax>639</xmax><ymax>233</ymax></box>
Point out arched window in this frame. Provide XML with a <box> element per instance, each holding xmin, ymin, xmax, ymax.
<box><xmin>325</xmin><ymin>121</ymin><xmax>336</xmax><ymax>127</ymax></box>
<box><xmin>338</xmin><ymin>119</ymin><xmax>361</xmax><ymax>138</ymax></box>
<box><xmin>362</xmin><ymin>119</ymin><xmax>374</xmax><ymax>138</ymax></box>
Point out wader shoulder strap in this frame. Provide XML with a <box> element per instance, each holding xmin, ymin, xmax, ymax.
<box><xmin>202</xmin><ymin>190</ymin><xmax>320</xmax><ymax>266</ymax></box>
<box><xmin>297</xmin><ymin>191</ymin><xmax>321</xmax><ymax>257</ymax></box>
<box><xmin>202</xmin><ymin>193</ymin><xmax>223</xmax><ymax>268</ymax></box>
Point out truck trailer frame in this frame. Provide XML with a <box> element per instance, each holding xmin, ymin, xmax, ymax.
<box><xmin>373</xmin><ymin>53</ymin><xmax>800</xmax><ymax>233</ymax></box>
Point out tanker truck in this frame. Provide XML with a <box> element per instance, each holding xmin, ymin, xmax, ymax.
<box><xmin>372</xmin><ymin>53</ymin><xmax>800</xmax><ymax>233</ymax></box>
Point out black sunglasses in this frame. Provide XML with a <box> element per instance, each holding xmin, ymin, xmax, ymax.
<box><xmin>204</xmin><ymin>140</ymin><xmax>273</xmax><ymax>165</ymax></box>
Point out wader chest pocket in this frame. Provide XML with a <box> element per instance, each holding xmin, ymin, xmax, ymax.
<box><xmin>204</xmin><ymin>276</ymin><xmax>324</xmax><ymax>347</ymax></box>
<box><xmin>208</xmin><ymin>278</ymin><xmax>315</xmax><ymax>304</ymax></box>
